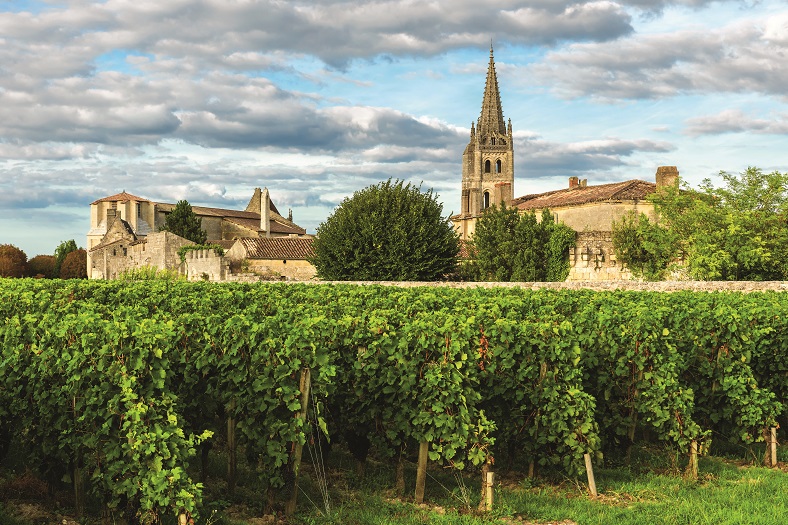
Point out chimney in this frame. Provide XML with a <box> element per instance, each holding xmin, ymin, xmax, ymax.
<box><xmin>106</xmin><ymin>209</ymin><xmax>117</xmax><ymax>229</ymax></box>
<box><xmin>656</xmin><ymin>166</ymin><xmax>679</xmax><ymax>189</ymax></box>
<box><xmin>569</xmin><ymin>176</ymin><xmax>579</xmax><ymax>189</ymax></box>
<box><xmin>261</xmin><ymin>187</ymin><xmax>271</xmax><ymax>238</ymax></box>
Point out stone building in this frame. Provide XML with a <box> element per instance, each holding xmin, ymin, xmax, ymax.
<box><xmin>225</xmin><ymin>237</ymin><xmax>316</xmax><ymax>281</ymax></box>
<box><xmin>451</xmin><ymin>48</ymin><xmax>679</xmax><ymax>281</ymax></box>
<box><xmin>87</xmin><ymin>187</ymin><xmax>312</xmax><ymax>280</ymax></box>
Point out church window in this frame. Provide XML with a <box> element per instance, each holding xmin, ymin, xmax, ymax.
<box><xmin>484</xmin><ymin>160</ymin><xmax>491</xmax><ymax>173</ymax></box>
<box><xmin>491</xmin><ymin>137</ymin><xmax>496</xmax><ymax>145</ymax></box>
<box><xmin>483</xmin><ymin>191</ymin><xmax>490</xmax><ymax>210</ymax></box>
<box><xmin>496</xmin><ymin>159</ymin><xmax>502</xmax><ymax>173</ymax></box>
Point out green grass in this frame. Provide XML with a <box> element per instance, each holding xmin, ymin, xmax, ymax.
<box><xmin>1</xmin><ymin>446</ymin><xmax>787</xmax><ymax>525</ymax></box>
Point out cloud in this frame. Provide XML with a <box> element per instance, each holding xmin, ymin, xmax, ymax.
<box><xmin>529</xmin><ymin>14</ymin><xmax>788</xmax><ymax>100</ymax></box>
<box><xmin>517</xmin><ymin>133</ymin><xmax>675</xmax><ymax>177</ymax></box>
<box><xmin>0</xmin><ymin>1</ymin><xmax>635</xmax><ymax>73</ymax></box>
<box><xmin>684</xmin><ymin>109</ymin><xmax>788</xmax><ymax>135</ymax></box>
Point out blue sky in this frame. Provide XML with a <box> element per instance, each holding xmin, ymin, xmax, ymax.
<box><xmin>1</xmin><ymin>0</ymin><xmax>787</xmax><ymax>258</ymax></box>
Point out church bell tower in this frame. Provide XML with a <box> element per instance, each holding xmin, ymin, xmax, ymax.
<box><xmin>460</xmin><ymin>45</ymin><xmax>514</xmax><ymax>221</ymax></box>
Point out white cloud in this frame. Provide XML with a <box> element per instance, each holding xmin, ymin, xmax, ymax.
<box><xmin>684</xmin><ymin>109</ymin><xmax>788</xmax><ymax>135</ymax></box>
<box><xmin>530</xmin><ymin>14</ymin><xmax>788</xmax><ymax>100</ymax></box>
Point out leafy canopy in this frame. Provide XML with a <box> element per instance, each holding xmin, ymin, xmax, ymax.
<box><xmin>612</xmin><ymin>167</ymin><xmax>788</xmax><ymax>281</ymax></box>
<box><xmin>310</xmin><ymin>179</ymin><xmax>459</xmax><ymax>281</ymax></box>
<box><xmin>53</xmin><ymin>239</ymin><xmax>78</xmax><ymax>277</ymax></box>
<box><xmin>27</xmin><ymin>255</ymin><xmax>56</xmax><ymax>278</ymax></box>
<box><xmin>158</xmin><ymin>200</ymin><xmax>208</xmax><ymax>244</ymax></box>
<box><xmin>611</xmin><ymin>210</ymin><xmax>678</xmax><ymax>281</ymax></box>
<box><xmin>0</xmin><ymin>244</ymin><xmax>28</xmax><ymax>278</ymax></box>
<box><xmin>467</xmin><ymin>205</ymin><xmax>575</xmax><ymax>282</ymax></box>
<box><xmin>59</xmin><ymin>249</ymin><xmax>88</xmax><ymax>279</ymax></box>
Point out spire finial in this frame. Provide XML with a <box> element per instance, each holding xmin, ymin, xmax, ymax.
<box><xmin>490</xmin><ymin>39</ymin><xmax>493</xmax><ymax>55</ymax></box>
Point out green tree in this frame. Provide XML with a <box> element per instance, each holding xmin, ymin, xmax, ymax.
<box><xmin>159</xmin><ymin>200</ymin><xmax>208</xmax><ymax>244</ymax></box>
<box><xmin>310</xmin><ymin>179</ymin><xmax>459</xmax><ymax>280</ymax></box>
<box><xmin>59</xmin><ymin>249</ymin><xmax>88</xmax><ymax>279</ymax></box>
<box><xmin>613</xmin><ymin>167</ymin><xmax>788</xmax><ymax>281</ymax></box>
<box><xmin>611</xmin><ymin>210</ymin><xmax>678</xmax><ymax>281</ymax></box>
<box><xmin>27</xmin><ymin>254</ymin><xmax>56</xmax><ymax>278</ymax></box>
<box><xmin>0</xmin><ymin>244</ymin><xmax>27</xmax><ymax>277</ymax></box>
<box><xmin>54</xmin><ymin>239</ymin><xmax>78</xmax><ymax>277</ymax></box>
<box><xmin>468</xmin><ymin>206</ymin><xmax>575</xmax><ymax>282</ymax></box>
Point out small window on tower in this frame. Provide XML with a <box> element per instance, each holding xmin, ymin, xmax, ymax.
<box><xmin>484</xmin><ymin>160</ymin><xmax>491</xmax><ymax>173</ymax></box>
<box><xmin>496</xmin><ymin>159</ymin><xmax>502</xmax><ymax>173</ymax></box>
<box><xmin>483</xmin><ymin>191</ymin><xmax>490</xmax><ymax>210</ymax></box>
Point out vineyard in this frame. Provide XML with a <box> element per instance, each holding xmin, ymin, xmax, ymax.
<box><xmin>0</xmin><ymin>280</ymin><xmax>786</xmax><ymax>523</ymax></box>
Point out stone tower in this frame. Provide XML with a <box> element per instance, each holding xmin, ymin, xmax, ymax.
<box><xmin>461</xmin><ymin>45</ymin><xmax>514</xmax><ymax>218</ymax></box>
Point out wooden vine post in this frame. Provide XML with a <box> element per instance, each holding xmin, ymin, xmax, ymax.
<box><xmin>685</xmin><ymin>440</ymin><xmax>698</xmax><ymax>480</ymax></box>
<box><xmin>478</xmin><ymin>459</ymin><xmax>495</xmax><ymax>511</ymax></box>
<box><xmin>285</xmin><ymin>367</ymin><xmax>312</xmax><ymax>516</ymax></box>
<box><xmin>414</xmin><ymin>440</ymin><xmax>429</xmax><ymax>504</ymax></box>
<box><xmin>767</xmin><ymin>427</ymin><xmax>778</xmax><ymax>468</ymax></box>
<box><xmin>584</xmin><ymin>453</ymin><xmax>597</xmax><ymax>498</ymax></box>
<box><xmin>227</xmin><ymin>398</ymin><xmax>237</xmax><ymax>494</ymax></box>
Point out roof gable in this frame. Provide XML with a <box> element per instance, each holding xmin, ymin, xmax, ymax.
<box><xmin>91</xmin><ymin>191</ymin><xmax>149</xmax><ymax>205</ymax></box>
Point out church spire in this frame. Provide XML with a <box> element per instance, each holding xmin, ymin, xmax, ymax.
<box><xmin>478</xmin><ymin>44</ymin><xmax>507</xmax><ymax>136</ymax></box>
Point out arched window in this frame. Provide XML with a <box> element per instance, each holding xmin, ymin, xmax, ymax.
<box><xmin>484</xmin><ymin>160</ymin><xmax>491</xmax><ymax>173</ymax></box>
<box><xmin>496</xmin><ymin>159</ymin><xmax>502</xmax><ymax>173</ymax></box>
<box><xmin>483</xmin><ymin>191</ymin><xmax>490</xmax><ymax>210</ymax></box>
<box><xmin>491</xmin><ymin>137</ymin><xmax>496</xmax><ymax>145</ymax></box>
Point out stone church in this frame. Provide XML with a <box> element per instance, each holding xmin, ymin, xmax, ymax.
<box><xmin>451</xmin><ymin>47</ymin><xmax>679</xmax><ymax>281</ymax></box>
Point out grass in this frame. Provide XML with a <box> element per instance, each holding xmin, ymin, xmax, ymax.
<box><xmin>1</xmin><ymin>443</ymin><xmax>787</xmax><ymax>525</ymax></box>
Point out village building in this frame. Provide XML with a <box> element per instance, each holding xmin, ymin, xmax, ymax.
<box><xmin>451</xmin><ymin>47</ymin><xmax>679</xmax><ymax>281</ymax></box>
<box><xmin>87</xmin><ymin>187</ymin><xmax>314</xmax><ymax>281</ymax></box>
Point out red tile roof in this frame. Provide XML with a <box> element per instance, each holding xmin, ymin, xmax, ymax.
<box><xmin>512</xmin><ymin>180</ymin><xmax>656</xmax><ymax>210</ymax></box>
<box><xmin>239</xmin><ymin>237</ymin><xmax>314</xmax><ymax>260</ymax></box>
<box><xmin>91</xmin><ymin>191</ymin><xmax>150</xmax><ymax>205</ymax></box>
<box><xmin>224</xmin><ymin>217</ymin><xmax>306</xmax><ymax>235</ymax></box>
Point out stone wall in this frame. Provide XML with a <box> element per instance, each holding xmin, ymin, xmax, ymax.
<box><xmin>246</xmin><ymin>259</ymin><xmax>317</xmax><ymax>281</ymax></box>
<box><xmin>90</xmin><ymin>231</ymin><xmax>192</xmax><ymax>279</ymax></box>
<box><xmin>302</xmin><ymin>280</ymin><xmax>788</xmax><ymax>292</ymax></box>
<box><xmin>567</xmin><ymin>231</ymin><xmax>632</xmax><ymax>281</ymax></box>
<box><xmin>184</xmin><ymin>248</ymin><xmax>229</xmax><ymax>282</ymax></box>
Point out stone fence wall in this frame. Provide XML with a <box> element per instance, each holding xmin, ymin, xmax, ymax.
<box><xmin>304</xmin><ymin>280</ymin><xmax>788</xmax><ymax>292</ymax></box>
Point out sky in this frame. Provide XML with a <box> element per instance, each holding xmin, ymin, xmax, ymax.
<box><xmin>1</xmin><ymin>0</ymin><xmax>787</xmax><ymax>258</ymax></box>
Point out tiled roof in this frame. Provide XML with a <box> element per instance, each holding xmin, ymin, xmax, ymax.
<box><xmin>512</xmin><ymin>179</ymin><xmax>656</xmax><ymax>211</ymax></box>
<box><xmin>91</xmin><ymin>191</ymin><xmax>150</xmax><ymax>205</ymax></box>
<box><xmin>208</xmin><ymin>240</ymin><xmax>237</xmax><ymax>250</ymax></box>
<box><xmin>224</xmin><ymin>217</ymin><xmax>306</xmax><ymax>235</ymax></box>
<box><xmin>155</xmin><ymin>202</ymin><xmax>260</xmax><ymax>219</ymax></box>
<box><xmin>240</xmin><ymin>237</ymin><xmax>314</xmax><ymax>260</ymax></box>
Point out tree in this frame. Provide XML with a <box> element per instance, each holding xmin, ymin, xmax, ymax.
<box><xmin>159</xmin><ymin>200</ymin><xmax>208</xmax><ymax>244</ymax></box>
<box><xmin>54</xmin><ymin>239</ymin><xmax>78</xmax><ymax>277</ymax></box>
<box><xmin>0</xmin><ymin>244</ymin><xmax>27</xmax><ymax>278</ymax></box>
<box><xmin>611</xmin><ymin>211</ymin><xmax>678</xmax><ymax>281</ymax></box>
<box><xmin>613</xmin><ymin>167</ymin><xmax>788</xmax><ymax>281</ymax></box>
<box><xmin>310</xmin><ymin>179</ymin><xmax>459</xmax><ymax>281</ymax></box>
<box><xmin>468</xmin><ymin>206</ymin><xmax>575</xmax><ymax>282</ymax></box>
<box><xmin>59</xmin><ymin>249</ymin><xmax>87</xmax><ymax>279</ymax></box>
<box><xmin>27</xmin><ymin>255</ymin><xmax>56</xmax><ymax>278</ymax></box>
